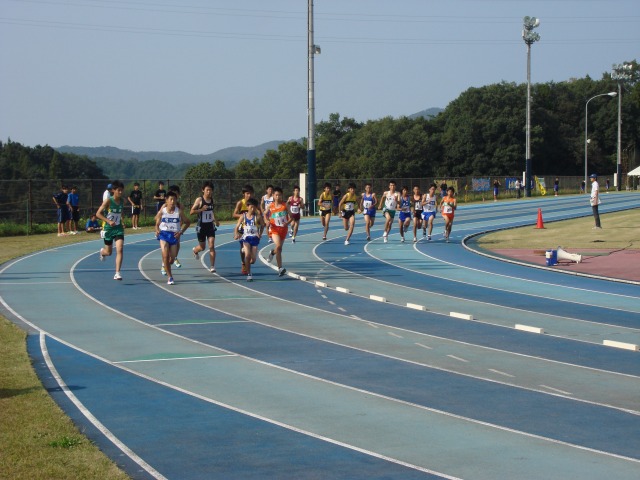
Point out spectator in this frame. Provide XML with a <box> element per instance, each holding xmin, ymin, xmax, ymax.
<box><xmin>52</xmin><ymin>185</ymin><xmax>70</xmax><ymax>237</ymax></box>
<box><xmin>86</xmin><ymin>214</ymin><xmax>100</xmax><ymax>233</ymax></box>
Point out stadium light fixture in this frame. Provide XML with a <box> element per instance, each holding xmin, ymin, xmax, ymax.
<box><xmin>611</xmin><ymin>63</ymin><xmax>634</xmax><ymax>190</ymax></box>
<box><xmin>522</xmin><ymin>16</ymin><xmax>540</xmax><ymax>197</ymax></box>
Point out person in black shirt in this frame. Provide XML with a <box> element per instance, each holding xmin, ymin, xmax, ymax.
<box><xmin>52</xmin><ymin>185</ymin><xmax>70</xmax><ymax>236</ymax></box>
<box><xmin>153</xmin><ymin>181</ymin><xmax>166</xmax><ymax>213</ymax></box>
<box><xmin>128</xmin><ymin>182</ymin><xmax>143</xmax><ymax>229</ymax></box>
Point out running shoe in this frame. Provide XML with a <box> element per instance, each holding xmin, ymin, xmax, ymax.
<box><xmin>247</xmin><ymin>273</ymin><xmax>253</xmax><ymax>282</ymax></box>
<box><xmin>278</xmin><ymin>267</ymin><xmax>287</xmax><ymax>277</ymax></box>
<box><xmin>423</xmin><ymin>231</ymin><xmax>427</xmax><ymax>238</ymax></box>
<box><xmin>113</xmin><ymin>272</ymin><xmax>122</xmax><ymax>281</ymax></box>
<box><xmin>383</xmin><ymin>236</ymin><xmax>388</xmax><ymax>243</ymax></box>
<box><xmin>174</xmin><ymin>259</ymin><xmax>182</xmax><ymax>268</ymax></box>
<box><xmin>400</xmin><ymin>236</ymin><xmax>405</xmax><ymax>243</ymax></box>
<box><xmin>192</xmin><ymin>248</ymin><xmax>199</xmax><ymax>259</ymax></box>
<box><xmin>292</xmin><ymin>236</ymin><xmax>296</xmax><ymax>243</ymax></box>
<box><xmin>344</xmin><ymin>240</ymin><xmax>350</xmax><ymax>246</ymax></box>
<box><xmin>209</xmin><ymin>267</ymin><xmax>216</xmax><ymax>273</ymax></box>
<box><xmin>268</xmin><ymin>250</ymin><xmax>274</xmax><ymax>263</ymax></box>
<box><xmin>161</xmin><ymin>266</ymin><xmax>167</xmax><ymax>276</ymax></box>
<box><xmin>413</xmin><ymin>237</ymin><xmax>417</xmax><ymax>243</ymax></box>
<box><xmin>268</xmin><ymin>237</ymin><xmax>273</xmax><ymax>244</ymax></box>
<box><xmin>366</xmin><ymin>236</ymin><xmax>371</xmax><ymax>241</ymax></box>
<box><xmin>428</xmin><ymin>235</ymin><xmax>432</xmax><ymax>241</ymax></box>
<box><xmin>99</xmin><ymin>251</ymin><xmax>105</xmax><ymax>261</ymax></box>
<box><xmin>322</xmin><ymin>236</ymin><xmax>327</xmax><ymax>241</ymax></box>
<box><xmin>167</xmin><ymin>277</ymin><xmax>175</xmax><ymax>285</ymax></box>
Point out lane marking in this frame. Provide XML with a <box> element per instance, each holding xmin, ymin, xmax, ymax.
<box><xmin>540</xmin><ymin>385</ymin><xmax>573</xmax><ymax>396</ymax></box>
<box><xmin>388</xmin><ymin>332</ymin><xmax>403</xmax><ymax>339</ymax></box>
<box><xmin>115</xmin><ymin>354</ymin><xmax>235</xmax><ymax>364</ymax></box>
<box><xmin>489</xmin><ymin>369</ymin><xmax>515</xmax><ymax>378</ymax></box>
<box><xmin>415</xmin><ymin>343</ymin><xmax>432</xmax><ymax>350</ymax></box>
<box><xmin>447</xmin><ymin>355</ymin><xmax>469</xmax><ymax>363</ymax></box>
<box><xmin>39</xmin><ymin>333</ymin><xmax>168</xmax><ymax>480</ymax></box>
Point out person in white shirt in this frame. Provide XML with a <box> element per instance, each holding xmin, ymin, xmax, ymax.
<box><xmin>589</xmin><ymin>173</ymin><xmax>601</xmax><ymax>229</ymax></box>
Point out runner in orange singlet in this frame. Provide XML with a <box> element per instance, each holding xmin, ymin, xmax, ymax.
<box><xmin>440</xmin><ymin>186</ymin><xmax>457</xmax><ymax>243</ymax></box>
<box><xmin>266</xmin><ymin>187</ymin><xmax>291</xmax><ymax>277</ymax></box>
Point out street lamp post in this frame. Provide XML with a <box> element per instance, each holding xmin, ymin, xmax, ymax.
<box><xmin>522</xmin><ymin>16</ymin><xmax>540</xmax><ymax>198</ymax></box>
<box><xmin>611</xmin><ymin>63</ymin><xmax>633</xmax><ymax>191</ymax></box>
<box><xmin>584</xmin><ymin>92</ymin><xmax>617</xmax><ymax>187</ymax></box>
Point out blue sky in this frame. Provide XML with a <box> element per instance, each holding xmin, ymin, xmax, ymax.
<box><xmin>1</xmin><ymin>0</ymin><xmax>637</xmax><ymax>154</ymax></box>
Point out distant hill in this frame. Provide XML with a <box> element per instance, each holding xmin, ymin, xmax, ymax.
<box><xmin>57</xmin><ymin>140</ymin><xmax>286</xmax><ymax>166</ymax></box>
<box><xmin>408</xmin><ymin>107</ymin><xmax>443</xmax><ymax>120</ymax></box>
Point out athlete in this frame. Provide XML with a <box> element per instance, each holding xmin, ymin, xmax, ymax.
<box><xmin>233</xmin><ymin>185</ymin><xmax>255</xmax><ymax>274</ymax></box>
<box><xmin>359</xmin><ymin>183</ymin><xmax>377</xmax><ymax>241</ymax></box>
<box><xmin>318</xmin><ymin>183</ymin><xmax>333</xmax><ymax>241</ymax></box>
<box><xmin>397</xmin><ymin>186</ymin><xmax>412</xmax><ymax>243</ymax></box>
<box><xmin>440</xmin><ymin>186</ymin><xmax>457</xmax><ymax>243</ymax></box>
<box><xmin>338</xmin><ymin>183</ymin><xmax>358</xmax><ymax>245</ymax></box>
<box><xmin>190</xmin><ymin>181</ymin><xmax>220</xmax><ymax>273</ymax></box>
<box><xmin>155</xmin><ymin>191</ymin><xmax>190</xmax><ymax>285</ymax></box>
<box><xmin>167</xmin><ymin>185</ymin><xmax>184</xmax><ymax>271</ymax></box>
<box><xmin>411</xmin><ymin>185</ymin><xmax>423</xmax><ymax>242</ymax></box>
<box><xmin>266</xmin><ymin>187</ymin><xmax>290</xmax><ymax>277</ymax></box>
<box><xmin>96</xmin><ymin>180</ymin><xmax>126</xmax><ymax>281</ymax></box>
<box><xmin>234</xmin><ymin>198</ymin><xmax>263</xmax><ymax>282</ymax></box>
<box><xmin>261</xmin><ymin>185</ymin><xmax>274</xmax><ymax>243</ymax></box>
<box><xmin>378</xmin><ymin>181</ymin><xmax>400</xmax><ymax>243</ymax></box>
<box><xmin>286</xmin><ymin>185</ymin><xmax>305</xmax><ymax>243</ymax></box>
<box><xmin>421</xmin><ymin>184</ymin><xmax>438</xmax><ymax>241</ymax></box>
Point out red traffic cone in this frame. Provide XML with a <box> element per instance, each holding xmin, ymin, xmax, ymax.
<box><xmin>535</xmin><ymin>208</ymin><xmax>545</xmax><ymax>229</ymax></box>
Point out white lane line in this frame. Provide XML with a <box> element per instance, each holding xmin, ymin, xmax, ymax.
<box><xmin>489</xmin><ymin>369</ymin><xmax>515</xmax><ymax>378</ymax></box>
<box><xmin>1</xmin><ymin>281</ymin><xmax>74</xmax><ymax>285</ymax></box>
<box><xmin>338</xmin><ymin>307</ymin><xmax>347</xmax><ymax>312</ymax></box>
<box><xmin>40</xmin><ymin>333</ymin><xmax>168</xmax><ymax>480</ymax></box>
<box><xmin>367</xmin><ymin>323</ymin><xmax>379</xmax><ymax>328</ymax></box>
<box><xmin>447</xmin><ymin>355</ymin><xmax>469</xmax><ymax>363</ymax></box>
<box><xmin>321</xmin><ymin>294</ymin><xmax>328</xmax><ymax>299</ymax></box>
<box><xmin>156</xmin><ymin>320</ymin><xmax>248</xmax><ymax>326</ymax></box>
<box><xmin>415</xmin><ymin>343</ymin><xmax>433</xmax><ymax>350</ymax></box>
<box><xmin>328</xmin><ymin>300</ymin><xmax>336</xmax><ymax>306</ymax></box>
<box><xmin>115</xmin><ymin>355</ymin><xmax>235</xmax><ymax>364</ymax></box>
<box><xmin>388</xmin><ymin>332</ymin><xmax>403</xmax><ymax>339</ymax></box>
<box><xmin>540</xmin><ymin>385</ymin><xmax>573</xmax><ymax>396</ymax></box>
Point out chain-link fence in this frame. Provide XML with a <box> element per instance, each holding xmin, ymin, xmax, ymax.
<box><xmin>0</xmin><ymin>175</ymin><xmax>618</xmax><ymax>233</ymax></box>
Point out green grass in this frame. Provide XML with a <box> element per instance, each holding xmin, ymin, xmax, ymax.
<box><xmin>475</xmin><ymin>209</ymin><xmax>640</xmax><ymax>251</ymax></box>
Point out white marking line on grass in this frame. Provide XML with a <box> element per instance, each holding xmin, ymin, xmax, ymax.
<box><xmin>540</xmin><ymin>385</ymin><xmax>573</xmax><ymax>396</ymax></box>
<box><xmin>489</xmin><ymin>369</ymin><xmax>515</xmax><ymax>378</ymax></box>
<box><xmin>39</xmin><ymin>333</ymin><xmax>168</xmax><ymax>480</ymax></box>
<box><xmin>115</xmin><ymin>354</ymin><xmax>235</xmax><ymax>364</ymax></box>
<box><xmin>447</xmin><ymin>355</ymin><xmax>469</xmax><ymax>363</ymax></box>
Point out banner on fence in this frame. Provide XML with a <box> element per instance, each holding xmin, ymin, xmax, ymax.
<box><xmin>471</xmin><ymin>177</ymin><xmax>490</xmax><ymax>192</ymax></box>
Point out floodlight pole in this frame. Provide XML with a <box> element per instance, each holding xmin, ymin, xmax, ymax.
<box><xmin>584</xmin><ymin>92</ymin><xmax>617</xmax><ymax>188</ymax></box>
<box><xmin>611</xmin><ymin>63</ymin><xmax>633</xmax><ymax>191</ymax></box>
<box><xmin>307</xmin><ymin>0</ymin><xmax>318</xmax><ymax>210</ymax></box>
<box><xmin>522</xmin><ymin>17</ymin><xmax>540</xmax><ymax>198</ymax></box>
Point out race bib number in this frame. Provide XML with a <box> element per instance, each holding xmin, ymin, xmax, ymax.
<box><xmin>244</xmin><ymin>224</ymin><xmax>257</xmax><ymax>236</ymax></box>
<box><xmin>322</xmin><ymin>200</ymin><xmax>331</xmax><ymax>209</ymax></box>
<box><xmin>443</xmin><ymin>205</ymin><xmax>453</xmax><ymax>214</ymax></box>
<box><xmin>290</xmin><ymin>205</ymin><xmax>300</xmax><ymax>214</ymax></box>
<box><xmin>344</xmin><ymin>202</ymin><xmax>354</xmax><ymax>211</ymax></box>
<box><xmin>363</xmin><ymin>200</ymin><xmax>372</xmax><ymax>209</ymax></box>
<box><xmin>202</xmin><ymin>210</ymin><xmax>213</xmax><ymax>223</ymax></box>
<box><xmin>415</xmin><ymin>201</ymin><xmax>423</xmax><ymax>210</ymax></box>
<box><xmin>107</xmin><ymin>212</ymin><xmax>121</xmax><ymax>225</ymax></box>
<box><xmin>272</xmin><ymin>211</ymin><xmax>287</xmax><ymax>227</ymax></box>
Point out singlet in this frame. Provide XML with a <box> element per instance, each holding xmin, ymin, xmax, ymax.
<box><xmin>262</xmin><ymin>195</ymin><xmax>274</xmax><ymax>212</ymax></box>
<box><xmin>319</xmin><ymin>191</ymin><xmax>332</xmax><ymax>211</ymax></box>
<box><xmin>441</xmin><ymin>196</ymin><xmax>457</xmax><ymax>215</ymax></box>
<box><xmin>384</xmin><ymin>192</ymin><xmax>398</xmax><ymax>210</ymax></box>
<box><xmin>241</xmin><ymin>213</ymin><xmax>259</xmax><ymax>239</ymax></box>
<box><xmin>270</xmin><ymin>203</ymin><xmax>288</xmax><ymax>227</ymax></box>
<box><xmin>288</xmin><ymin>196</ymin><xmax>302</xmax><ymax>215</ymax></box>
<box><xmin>400</xmin><ymin>196</ymin><xmax>411</xmax><ymax>213</ymax></box>
<box><xmin>342</xmin><ymin>193</ymin><xmax>357</xmax><ymax>212</ymax></box>
<box><xmin>104</xmin><ymin>197</ymin><xmax>125</xmax><ymax>234</ymax></box>
<box><xmin>362</xmin><ymin>193</ymin><xmax>375</xmax><ymax>211</ymax></box>
<box><xmin>423</xmin><ymin>194</ymin><xmax>437</xmax><ymax>213</ymax></box>
<box><xmin>159</xmin><ymin>206</ymin><xmax>181</xmax><ymax>232</ymax></box>
<box><xmin>197</xmin><ymin>197</ymin><xmax>214</xmax><ymax>226</ymax></box>
<box><xmin>413</xmin><ymin>194</ymin><xmax>423</xmax><ymax>211</ymax></box>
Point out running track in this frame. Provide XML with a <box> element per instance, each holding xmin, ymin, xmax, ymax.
<box><xmin>2</xmin><ymin>193</ymin><xmax>639</xmax><ymax>479</ymax></box>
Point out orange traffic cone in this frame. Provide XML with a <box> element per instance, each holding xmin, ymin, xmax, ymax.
<box><xmin>535</xmin><ymin>208</ymin><xmax>545</xmax><ymax>229</ymax></box>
